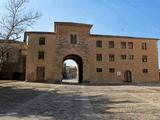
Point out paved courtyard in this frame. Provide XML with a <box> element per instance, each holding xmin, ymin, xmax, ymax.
<box><xmin>0</xmin><ymin>81</ymin><xmax>160</xmax><ymax>120</ymax></box>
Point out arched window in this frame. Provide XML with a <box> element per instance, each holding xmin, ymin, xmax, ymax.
<box><xmin>74</xmin><ymin>35</ymin><xmax>77</xmax><ymax>43</ymax></box>
<box><xmin>70</xmin><ymin>34</ymin><xmax>74</xmax><ymax>43</ymax></box>
<box><xmin>70</xmin><ymin>34</ymin><xmax>77</xmax><ymax>44</ymax></box>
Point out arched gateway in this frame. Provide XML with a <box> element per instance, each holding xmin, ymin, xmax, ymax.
<box><xmin>63</xmin><ymin>54</ymin><xmax>83</xmax><ymax>83</ymax></box>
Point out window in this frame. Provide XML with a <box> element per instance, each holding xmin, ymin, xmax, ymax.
<box><xmin>142</xmin><ymin>55</ymin><xmax>147</xmax><ymax>62</ymax></box>
<box><xmin>142</xmin><ymin>42</ymin><xmax>147</xmax><ymax>50</ymax></box>
<box><xmin>109</xmin><ymin>41</ymin><xmax>114</xmax><ymax>48</ymax></box>
<box><xmin>96</xmin><ymin>54</ymin><xmax>102</xmax><ymax>61</ymax></box>
<box><xmin>36</xmin><ymin>66</ymin><xmax>45</xmax><ymax>80</ymax></box>
<box><xmin>96</xmin><ymin>68</ymin><xmax>102</xmax><ymax>72</ymax></box>
<box><xmin>128</xmin><ymin>42</ymin><xmax>133</xmax><ymax>49</ymax></box>
<box><xmin>96</xmin><ymin>40</ymin><xmax>102</xmax><ymax>48</ymax></box>
<box><xmin>143</xmin><ymin>69</ymin><xmax>148</xmax><ymax>73</ymax></box>
<box><xmin>121</xmin><ymin>42</ymin><xmax>126</xmax><ymax>49</ymax></box>
<box><xmin>70</xmin><ymin>34</ymin><xmax>77</xmax><ymax>44</ymax></box>
<box><xmin>109</xmin><ymin>68</ymin><xmax>115</xmax><ymax>73</ymax></box>
<box><xmin>121</xmin><ymin>55</ymin><xmax>127</xmax><ymax>60</ymax></box>
<box><xmin>39</xmin><ymin>37</ymin><xmax>45</xmax><ymax>45</ymax></box>
<box><xmin>38</xmin><ymin>51</ymin><xmax>45</xmax><ymax>59</ymax></box>
<box><xmin>109</xmin><ymin>54</ymin><xmax>115</xmax><ymax>62</ymax></box>
<box><xmin>128</xmin><ymin>55</ymin><xmax>134</xmax><ymax>60</ymax></box>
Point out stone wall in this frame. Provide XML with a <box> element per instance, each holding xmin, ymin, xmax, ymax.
<box><xmin>0</xmin><ymin>40</ymin><xmax>26</xmax><ymax>80</ymax></box>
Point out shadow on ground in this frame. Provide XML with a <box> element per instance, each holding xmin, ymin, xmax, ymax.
<box><xmin>0</xmin><ymin>86</ymin><xmax>45</xmax><ymax>114</ymax></box>
<box><xmin>0</xmin><ymin>84</ymin><xmax>144</xmax><ymax>119</ymax></box>
<box><xmin>61</xmin><ymin>82</ymin><xmax>135</xmax><ymax>86</ymax></box>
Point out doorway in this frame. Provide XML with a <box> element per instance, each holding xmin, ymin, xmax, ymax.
<box><xmin>62</xmin><ymin>54</ymin><xmax>83</xmax><ymax>83</ymax></box>
<box><xmin>124</xmin><ymin>70</ymin><xmax>132</xmax><ymax>82</ymax></box>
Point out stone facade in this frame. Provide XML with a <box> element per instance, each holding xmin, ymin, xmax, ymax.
<box><xmin>0</xmin><ymin>40</ymin><xmax>26</xmax><ymax>80</ymax></box>
<box><xmin>24</xmin><ymin>22</ymin><xmax>159</xmax><ymax>84</ymax></box>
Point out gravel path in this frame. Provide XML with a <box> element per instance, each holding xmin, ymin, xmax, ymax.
<box><xmin>0</xmin><ymin>82</ymin><xmax>160</xmax><ymax>120</ymax></box>
<box><xmin>0</xmin><ymin>83</ymin><xmax>99</xmax><ymax>120</ymax></box>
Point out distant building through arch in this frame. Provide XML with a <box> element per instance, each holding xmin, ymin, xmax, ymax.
<box><xmin>63</xmin><ymin>54</ymin><xmax>83</xmax><ymax>83</ymax></box>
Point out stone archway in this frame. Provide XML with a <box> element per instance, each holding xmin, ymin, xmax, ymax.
<box><xmin>124</xmin><ymin>70</ymin><xmax>132</xmax><ymax>82</ymax></box>
<box><xmin>62</xmin><ymin>54</ymin><xmax>83</xmax><ymax>83</ymax></box>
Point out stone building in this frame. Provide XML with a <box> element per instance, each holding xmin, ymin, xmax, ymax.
<box><xmin>64</xmin><ymin>66</ymin><xmax>77</xmax><ymax>79</ymax></box>
<box><xmin>24</xmin><ymin>22</ymin><xmax>159</xmax><ymax>84</ymax></box>
<box><xmin>0</xmin><ymin>40</ymin><xmax>26</xmax><ymax>80</ymax></box>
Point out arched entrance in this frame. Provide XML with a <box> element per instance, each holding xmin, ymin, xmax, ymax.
<box><xmin>124</xmin><ymin>70</ymin><xmax>132</xmax><ymax>82</ymax></box>
<box><xmin>62</xmin><ymin>54</ymin><xmax>83</xmax><ymax>83</ymax></box>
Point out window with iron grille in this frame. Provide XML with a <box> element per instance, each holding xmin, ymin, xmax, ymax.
<box><xmin>121</xmin><ymin>42</ymin><xmax>126</xmax><ymax>49</ymax></box>
<box><xmin>96</xmin><ymin>40</ymin><xmax>102</xmax><ymax>48</ymax></box>
<box><xmin>121</xmin><ymin>55</ymin><xmax>127</xmax><ymax>60</ymax></box>
<box><xmin>39</xmin><ymin>37</ymin><xmax>45</xmax><ymax>45</ymax></box>
<box><xmin>109</xmin><ymin>41</ymin><xmax>114</xmax><ymax>48</ymax></box>
<box><xmin>38</xmin><ymin>51</ymin><xmax>45</xmax><ymax>59</ymax></box>
<box><xmin>142</xmin><ymin>42</ymin><xmax>147</xmax><ymax>50</ymax></box>
<box><xmin>128</xmin><ymin>42</ymin><xmax>133</xmax><ymax>49</ymax></box>
<box><xmin>109</xmin><ymin>68</ymin><xmax>115</xmax><ymax>73</ymax></box>
<box><xmin>142</xmin><ymin>55</ymin><xmax>147</xmax><ymax>62</ymax></box>
<box><xmin>128</xmin><ymin>55</ymin><xmax>134</xmax><ymax>60</ymax></box>
<box><xmin>143</xmin><ymin>69</ymin><xmax>148</xmax><ymax>73</ymax></box>
<box><xmin>96</xmin><ymin>54</ymin><xmax>102</xmax><ymax>61</ymax></box>
<box><xmin>109</xmin><ymin>54</ymin><xmax>115</xmax><ymax>62</ymax></box>
<box><xmin>96</xmin><ymin>68</ymin><xmax>102</xmax><ymax>72</ymax></box>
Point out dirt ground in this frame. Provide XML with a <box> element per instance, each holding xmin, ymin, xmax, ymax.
<box><xmin>0</xmin><ymin>81</ymin><xmax>160</xmax><ymax>120</ymax></box>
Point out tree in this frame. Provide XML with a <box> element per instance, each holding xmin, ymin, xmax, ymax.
<box><xmin>0</xmin><ymin>42</ymin><xmax>12</xmax><ymax>73</ymax></box>
<box><xmin>0</xmin><ymin>0</ymin><xmax>41</xmax><ymax>40</ymax></box>
<box><xmin>0</xmin><ymin>0</ymin><xmax>41</xmax><ymax>76</ymax></box>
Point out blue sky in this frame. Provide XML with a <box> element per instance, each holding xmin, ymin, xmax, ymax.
<box><xmin>0</xmin><ymin>0</ymin><xmax>160</xmax><ymax>67</ymax></box>
<box><xmin>64</xmin><ymin>59</ymin><xmax>77</xmax><ymax>67</ymax></box>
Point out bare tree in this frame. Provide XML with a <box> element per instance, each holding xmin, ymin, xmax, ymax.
<box><xmin>0</xmin><ymin>0</ymin><xmax>41</xmax><ymax>77</ymax></box>
<box><xmin>0</xmin><ymin>42</ymin><xmax>12</xmax><ymax>73</ymax></box>
<box><xmin>0</xmin><ymin>0</ymin><xmax>41</xmax><ymax>40</ymax></box>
